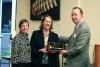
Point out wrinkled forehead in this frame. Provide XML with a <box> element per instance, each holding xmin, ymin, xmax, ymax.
<box><xmin>72</xmin><ymin>9</ymin><xmax>80</xmax><ymax>13</ymax></box>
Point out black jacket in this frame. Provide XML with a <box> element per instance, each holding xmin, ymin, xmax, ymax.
<box><xmin>30</xmin><ymin>30</ymin><xmax>59</xmax><ymax>67</ymax></box>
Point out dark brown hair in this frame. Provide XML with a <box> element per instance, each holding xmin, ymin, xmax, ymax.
<box><xmin>19</xmin><ymin>19</ymin><xmax>29</xmax><ymax>28</ymax></box>
<box><xmin>72</xmin><ymin>7</ymin><xmax>83</xmax><ymax>16</ymax></box>
<box><xmin>40</xmin><ymin>15</ymin><xmax>53</xmax><ymax>30</ymax></box>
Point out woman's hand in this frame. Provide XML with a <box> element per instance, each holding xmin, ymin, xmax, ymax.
<box><xmin>39</xmin><ymin>48</ymin><xmax>47</xmax><ymax>53</ymax></box>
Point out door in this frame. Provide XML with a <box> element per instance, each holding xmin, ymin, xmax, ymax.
<box><xmin>0</xmin><ymin>0</ymin><xmax>16</xmax><ymax>67</ymax></box>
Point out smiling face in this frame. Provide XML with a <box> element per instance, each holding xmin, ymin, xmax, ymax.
<box><xmin>20</xmin><ymin>22</ymin><xmax>29</xmax><ymax>33</ymax></box>
<box><xmin>42</xmin><ymin>16</ymin><xmax>52</xmax><ymax>30</ymax></box>
<box><xmin>71</xmin><ymin>8</ymin><xmax>83</xmax><ymax>24</ymax></box>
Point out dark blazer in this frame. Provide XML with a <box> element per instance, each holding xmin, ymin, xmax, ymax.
<box><xmin>30</xmin><ymin>30</ymin><xmax>59</xmax><ymax>67</ymax></box>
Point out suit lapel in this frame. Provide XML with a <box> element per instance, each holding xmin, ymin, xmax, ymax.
<box><xmin>69</xmin><ymin>22</ymin><xmax>84</xmax><ymax>45</ymax></box>
<box><xmin>75</xmin><ymin>21</ymin><xmax>85</xmax><ymax>34</ymax></box>
<box><xmin>48</xmin><ymin>31</ymin><xmax>51</xmax><ymax>43</ymax></box>
<box><xmin>39</xmin><ymin>30</ymin><xmax>45</xmax><ymax>47</ymax></box>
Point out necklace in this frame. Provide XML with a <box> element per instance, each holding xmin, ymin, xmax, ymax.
<box><xmin>43</xmin><ymin>30</ymin><xmax>49</xmax><ymax>37</ymax></box>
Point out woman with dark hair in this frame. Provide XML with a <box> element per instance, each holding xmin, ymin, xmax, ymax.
<box><xmin>11</xmin><ymin>19</ymin><xmax>31</xmax><ymax>67</ymax></box>
<box><xmin>30</xmin><ymin>15</ymin><xmax>60</xmax><ymax>67</ymax></box>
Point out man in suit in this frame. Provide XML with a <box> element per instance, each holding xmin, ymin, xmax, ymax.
<box><xmin>60</xmin><ymin>7</ymin><xmax>91</xmax><ymax>67</ymax></box>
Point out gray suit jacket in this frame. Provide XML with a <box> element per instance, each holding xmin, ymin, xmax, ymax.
<box><xmin>60</xmin><ymin>21</ymin><xmax>91</xmax><ymax>67</ymax></box>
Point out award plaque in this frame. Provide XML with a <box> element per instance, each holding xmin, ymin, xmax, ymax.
<box><xmin>47</xmin><ymin>42</ymin><xmax>65</xmax><ymax>52</ymax></box>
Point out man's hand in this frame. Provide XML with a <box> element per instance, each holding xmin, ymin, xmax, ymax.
<box><xmin>60</xmin><ymin>50</ymin><xmax>67</xmax><ymax>54</ymax></box>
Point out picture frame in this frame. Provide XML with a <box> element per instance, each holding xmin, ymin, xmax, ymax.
<box><xmin>47</xmin><ymin>42</ymin><xmax>65</xmax><ymax>52</ymax></box>
<box><xmin>30</xmin><ymin>0</ymin><xmax>60</xmax><ymax>20</ymax></box>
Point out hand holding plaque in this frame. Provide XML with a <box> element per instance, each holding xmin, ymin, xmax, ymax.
<box><xmin>47</xmin><ymin>42</ymin><xmax>65</xmax><ymax>52</ymax></box>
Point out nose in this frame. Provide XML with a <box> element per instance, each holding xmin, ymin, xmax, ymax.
<box><xmin>72</xmin><ymin>15</ymin><xmax>76</xmax><ymax>18</ymax></box>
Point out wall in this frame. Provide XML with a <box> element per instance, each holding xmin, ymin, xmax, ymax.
<box><xmin>16</xmin><ymin>0</ymin><xmax>78</xmax><ymax>38</ymax></box>
<box><xmin>79</xmin><ymin>0</ymin><xmax>100</xmax><ymax>63</ymax></box>
<box><xmin>80</xmin><ymin>0</ymin><xmax>100</xmax><ymax>45</ymax></box>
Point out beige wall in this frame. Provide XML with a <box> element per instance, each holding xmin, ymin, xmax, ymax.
<box><xmin>16</xmin><ymin>0</ymin><xmax>100</xmax><ymax>64</ymax></box>
<box><xmin>79</xmin><ymin>0</ymin><xmax>100</xmax><ymax>63</ymax></box>
<box><xmin>16</xmin><ymin>0</ymin><xmax>78</xmax><ymax>38</ymax></box>
<box><xmin>80</xmin><ymin>0</ymin><xmax>100</xmax><ymax>45</ymax></box>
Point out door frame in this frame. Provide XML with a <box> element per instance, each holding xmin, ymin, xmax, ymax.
<box><xmin>0</xmin><ymin>0</ymin><xmax>2</xmax><ymax>59</ymax></box>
